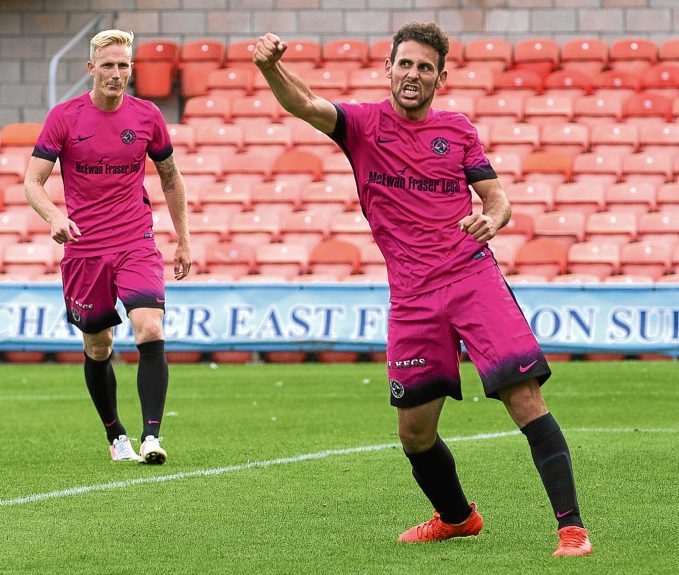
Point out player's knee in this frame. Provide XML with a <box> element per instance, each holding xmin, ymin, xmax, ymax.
<box><xmin>399</xmin><ymin>427</ymin><xmax>436</xmax><ymax>453</ymax></box>
<box><xmin>84</xmin><ymin>342</ymin><xmax>113</xmax><ymax>361</ymax></box>
<box><xmin>134</xmin><ymin>320</ymin><xmax>163</xmax><ymax>344</ymax></box>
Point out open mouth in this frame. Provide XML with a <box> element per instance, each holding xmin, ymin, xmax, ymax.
<box><xmin>402</xmin><ymin>84</ymin><xmax>419</xmax><ymax>99</ymax></box>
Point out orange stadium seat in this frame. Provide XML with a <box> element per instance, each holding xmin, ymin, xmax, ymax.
<box><xmin>2</xmin><ymin>242</ymin><xmax>55</xmax><ymax>278</ymax></box>
<box><xmin>174</xmin><ymin>153</ymin><xmax>222</xmax><ymax>180</ymax></box>
<box><xmin>302</xmin><ymin>67</ymin><xmax>350</xmax><ymax>100</ymax></box>
<box><xmin>505</xmin><ymin>182</ymin><xmax>553</xmax><ymax>216</ymax></box>
<box><xmin>534</xmin><ymin>211</ymin><xmax>586</xmax><ymax>247</ymax></box>
<box><xmin>514</xmin><ymin>238</ymin><xmax>568</xmax><ymax>280</ymax></box>
<box><xmin>446</xmin><ymin>67</ymin><xmax>493</xmax><ymax>97</ymax></box>
<box><xmin>368</xmin><ymin>39</ymin><xmax>392</xmax><ymax>66</ymax></box>
<box><xmin>228</xmin><ymin>211</ymin><xmax>280</xmax><ymax>246</ymax></box>
<box><xmin>522</xmin><ymin>151</ymin><xmax>572</xmax><ymax>185</ymax></box>
<box><xmin>0</xmin><ymin>154</ymin><xmax>27</xmax><ymax>189</ymax></box>
<box><xmin>504</xmin><ymin>273</ymin><xmax>550</xmax><ymax>285</ymax></box>
<box><xmin>489</xmin><ymin>123</ymin><xmax>539</xmax><ymax>157</ymax></box>
<box><xmin>591</xmin><ymin>69</ymin><xmax>640</xmax><ymax>102</ymax></box>
<box><xmin>255</xmin><ymin>242</ymin><xmax>308</xmax><ymax>279</ymax></box>
<box><xmin>206</xmin><ymin>67</ymin><xmax>254</xmax><ymax>98</ymax></box>
<box><xmin>280</xmin><ymin>211</ymin><xmax>329</xmax><ymax>248</ymax></box>
<box><xmin>487</xmin><ymin>151</ymin><xmax>522</xmax><ymax>183</ymax></box>
<box><xmin>656</xmin><ymin>183</ymin><xmax>679</xmax><ymax>212</ymax></box>
<box><xmin>221</xmin><ymin>150</ymin><xmax>274</xmax><ymax>183</ymax></box>
<box><xmin>322</xmin><ymin>152</ymin><xmax>353</xmax><ymax>177</ymax></box>
<box><xmin>589</xmin><ymin>123</ymin><xmax>639</xmax><ymax>157</ymax></box>
<box><xmin>475</xmin><ymin>94</ymin><xmax>524</xmax><ymax>124</ymax></box>
<box><xmin>308</xmin><ymin>238</ymin><xmax>360</xmax><ymax>278</ymax></box>
<box><xmin>205</xmin><ymin>241</ymin><xmax>256</xmax><ymax>278</ymax></box>
<box><xmin>329</xmin><ymin>211</ymin><xmax>372</xmax><ymax>247</ymax></box>
<box><xmin>543</xmin><ymin>70</ymin><xmax>592</xmax><ymax>99</ymax></box>
<box><xmin>573</xmin><ymin>95</ymin><xmax>623</xmax><ymax>127</ymax></box>
<box><xmin>585</xmin><ymin>212</ymin><xmax>637</xmax><ymax>246</ymax></box>
<box><xmin>553</xmin><ymin>181</ymin><xmax>605</xmax><ymax>217</ymax></box>
<box><xmin>609</xmin><ymin>38</ymin><xmax>657</xmax><ymax>74</ymax></box>
<box><xmin>348</xmin><ymin>67</ymin><xmax>388</xmax><ymax>99</ymax></box>
<box><xmin>658</xmin><ymin>38</ymin><xmax>679</xmax><ymax>65</ymax></box>
<box><xmin>620</xmin><ymin>241</ymin><xmax>672</xmax><ymax>280</ymax></box>
<box><xmin>289</xmin><ymin>119</ymin><xmax>339</xmax><ymax>156</ymax></box>
<box><xmin>243</xmin><ymin>123</ymin><xmax>293</xmax><ymax>156</ymax></box>
<box><xmin>133</xmin><ymin>40</ymin><xmax>179</xmax><ymax>98</ymax></box>
<box><xmin>494</xmin><ymin>69</ymin><xmax>543</xmax><ymax>97</ymax></box>
<box><xmin>322</xmin><ymin>39</ymin><xmax>369</xmax><ymax>70</ymax></box>
<box><xmin>157</xmin><ymin>240</ymin><xmax>207</xmax><ymax>277</ymax></box>
<box><xmin>279</xmin><ymin>40</ymin><xmax>322</xmax><ymax>70</ymax></box>
<box><xmin>2</xmin><ymin>183</ymin><xmax>32</xmax><ymax>211</ymax></box>
<box><xmin>182</xmin><ymin>95</ymin><xmax>231</xmax><ymax>124</ymax></box>
<box><xmin>464</xmin><ymin>39</ymin><xmax>512</xmax><ymax>72</ymax></box>
<box><xmin>621</xmin><ymin>152</ymin><xmax>673</xmax><ymax>185</ymax></box>
<box><xmin>250</xmin><ymin>181</ymin><xmax>301</xmax><ymax>215</ymax></box>
<box><xmin>230</xmin><ymin>94</ymin><xmax>281</xmax><ymax>125</ymax></box>
<box><xmin>0</xmin><ymin>211</ymin><xmax>29</xmax><ymax>247</ymax></box>
<box><xmin>523</xmin><ymin>95</ymin><xmax>573</xmax><ymax>127</ymax></box>
<box><xmin>224</xmin><ymin>40</ymin><xmax>256</xmax><ymax>65</ymax></box>
<box><xmin>572</xmin><ymin>153</ymin><xmax>622</xmax><ymax>185</ymax></box>
<box><xmin>639</xmin><ymin>123</ymin><xmax>679</xmax><ymax>152</ymax></box>
<box><xmin>567</xmin><ymin>241</ymin><xmax>620</xmax><ymax>280</ymax></box>
<box><xmin>540</xmin><ymin>123</ymin><xmax>589</xmax><ymax>158</ymax></box>
<box><xmin>560</xmin><ymin>38</ymin><xmax>608</xmax><ymax>75</ymax></box>
<box><xmin>605</xmin><ymin>182</ymin><xmax>656</xmax><ymax>217</ymax></box>
<box><xmin>446</xmin><ymin>39</ymin><xmax>465</xmax><ymax>69</ymax></box>
<box><xmin>431</xmin><ymin>94</ymin><xmax>475</xmax><ymax>120</ymax></box>
<box><xmin>513</xmin><ymin>38</ymin><xmax>559</xmax><ymax>78</ymax></box>
<box><xmin>194</xmin><ymin>123</ymin><xmax>243</xmax><ymax>154</ymax></box>
<box><xmin>496</xmin><ymin>212</ymin><xmax>534</xmax><ymax>248</ymax></box>
<box><xmin>300</xmin><ymin>180</ymin><xmax>356</xmax><ymax>214</ymax></box>
<box><xmin>187</xmin><ymin>211</ymin><xmax>230</xmax><ymax>244</ymax></box>
<box><xmin>166</xmin><ymin>123</ymin><xmax>195</xmax><ymax>154</ymax></box>
<box><xmin>488</xmin><ymin>240</ymin><xmax>516</xmax><ymax>275</ymax></box>
<box><xmin>640</xmin><ymin>63</ymin><xmax>679</xmax><ymax>98</ymax></box>
<box><xmin>151</xmin><ymin>210</ymin><xmax>177</xmax><ymax>243</ymax></box>
<box><xmin>359</xmin><ymin>241</ymin><xmax>386</xmax><ymax>275</ymax></box>
<box><xmin>201</xmin><ymin>180</ymin><xmax>252</xmax><ymax>216</ymax></box>
<box><xmin>0</xmin><ymin>122</ymin><xmax>42</xmax><ymax>154</ymax></box>
<box><xmin>551</xmin><ymin>273</ymin><xmax>601</xmax><ymax>284</ymax></box>
<box><xmin>638</xmin><ymin>211</ymin><xmax>679</xmax><ymax>246</ymax></box>
<box><xmin>179</xmin><ymin>40</ymin><xmax>226</xmax><ymax>97</ymax></box>
<box><xmin>272</xmin><ymin>149</ymin><xmax>323</xmax><ymax>183</ymax></box>
<box><xmin>622</xmin><ymin>93</ymin><xmax>673</xmax><ymax>125</ymax></box>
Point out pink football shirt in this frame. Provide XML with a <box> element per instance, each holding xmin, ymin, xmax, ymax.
<box><xmin>330</xmin><ymin>99</ymin><xmax>498</xmax><ymax>297</ymax></box>
<box><xmin>33</xmin><ymin>92</ymin><xmax>173</xmax><ymax>256</ymax></box>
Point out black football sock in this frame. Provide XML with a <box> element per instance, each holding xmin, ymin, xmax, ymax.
<box><xmin>521</xmin><ymin>412</ymin><xmax>584</xmax><ymax>529</ymax></box>
<box><xmin>404</xmin><ymin>435</ymin><xmax>471</xmax><ymax>524</ymax></box>
<box><xmin>137</xmin><ymin>339</ymin><xmax>168</xmax><ymax>439</ymax></box>
<box><xmin>83</xmin><ymin>353</ymin><xmax>126</xmax><ymax>444</ymax></box>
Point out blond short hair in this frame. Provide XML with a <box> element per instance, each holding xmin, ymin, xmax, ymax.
<box><xmin>89</xmin><ymin>29</ymin><xmax>134</xmax><ymax>61</ymax></box>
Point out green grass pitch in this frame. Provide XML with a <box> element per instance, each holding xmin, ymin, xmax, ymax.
<box><xmin>0</xmin><ymin>361</ymin><xmax>677</xmax><ymax>575</ymax></box>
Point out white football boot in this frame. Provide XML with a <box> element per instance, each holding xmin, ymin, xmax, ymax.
<box><xmin>139</xmin><ymin>435</ymin><xmax>167</xmax><ymax>465</ymax></box>
<box><xmin>110</xmin><ymin>435</ymin><xmax>143</xmax><ymax>462</ymax></box>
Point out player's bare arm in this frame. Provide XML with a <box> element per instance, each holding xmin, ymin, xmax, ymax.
<box><xmin>24</xmin><ymin>156</ymin><xmax>81</xmax><ymax>244</ymax></box>
<box><xmin>155</xmin><ymin>154</ymin><xmax>192</xmax><ymax>280</ymax></box>
<box><xmin>458</xmin><ymin>178</ymin><xmax>511</xmax><ymax>243</ymax></box>
<box><xmin>253</xmin><ymin>33</ymin><xmax>337</xmax><ymax>134</ymax></box>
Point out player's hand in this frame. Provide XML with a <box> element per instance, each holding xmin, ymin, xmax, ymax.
<box><xmin>174</xmin><ymin>243</ymin><xmax>192</xmax><ymax>280</ymax></box>
<box><xmin>458</xmin><ymin>214</ymin><xmax>499</xmax><ymax>243</ymax></box>
<box><xmin>253</xmin><ymin>33</ymin><xmax>287</xmax><ymax>70</ymax></box>
<box><xmin>50</xmin><ymin>213</ymin><xmax>81</xmax><ymax>244</ymax></box>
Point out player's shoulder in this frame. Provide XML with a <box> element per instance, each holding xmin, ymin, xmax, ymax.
<box><xmin>430</xmin><ymin>107</ymin><xmax>474</xmax><ymax>127</ymax></box>
<box><xmin>51</xmin><ymin>92</ymin><xmax>88</xmax><ymax>117</ymax></box>
<box><xmin>125</xmin><ymin>93</ymin><xmax>163</xmax><ymax>115</ymax></box>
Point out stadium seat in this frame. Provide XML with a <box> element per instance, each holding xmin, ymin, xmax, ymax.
<box><xmin>321</xmin><ymin>39</ymin><xmax>369</xmax><ymax>70</ymax></box>
<box><xmin>289</xmin><ymin>119</ymin><xmax>339</xmax><ymax>156</ymax></box>
<box><xmin>272</xmin><ymin>149</ymin><xmax>324</xmax><ymax>183</ymax></box>
<box><xmin>243</xmin><ymin>124</ymin><xmax>293</xmax><ymax>156</ymax></box>
<box><xmin>553</xmin><ymin>181</ymin><xmax>605</xmax><ymax>217</ymax></box>
<box><xmin>658</xmin><ymin>38</ymin><xmax>679</xmax><ymax>65</ymax></box>
<box><xmin>329</xmin><ymin>211</ymin><xmax>372</xmax><ymax>247</ymax></box>
<box><xmin>300</xmin><ymin>180</ymin><xmax>356</xmax><ymax>214</ymax></box>
<box><xmin>560</xmin><ymin>38</ymin><xmax>608</xmax><ymax>75</ymax></box>
<box><xmin>589</xmin><ymin>123</ymin><xmax>639</xmax><ymax>157</ymax></box>
<box><xmin>221</xmin><ymin>150</ymin><xmax>274</xmax><ymax>183</ymax></box>
<box><xmin>201</xmin><ymin>180</ymin><xmax>252</xmax><ymax>215</ymax></box>
<box><xmin>166</xmin><ymin>124</ymin><xmax>195</xmax><ymax>154</ymax></box>
<box><xmin>182</xmin><ymin>95</ymin><xmax>231</xmax><ymax>124</ymax></box>
<box><xmin>133</xmin><ymin>40</ymin><xmax>179</xmax><ymax>98</ymax></box>
<box><xmin>228</xmin><ymin>211</ymin><xmax>280</xmax><ymax>247</ymax></box>
<box><xmin>157</xmin><ymin>239</ymin><xmax>207</xmax><ymax>277</ymax></box>
<box><xmin>187</xmin><ymin>211</ymin><xmax>230</xmax><ymax>244</ymax></box>
<box><xmin>551</xmin><ymin>273</ymin><xmax>601</xmax><ymax>284</ymax></box>
<box><xmin>194</xmin><ymin>123</ymin><xmax>243</xmax><ymax>155</ymax></box>
<box><xmin>463</xmin><ymin>39</ymin><xmax>512</xmax><ymax>72</ymax></box>
<box><xmin>540</xmin><ymin>123</ymin><xmax>589</xmax><ymax>158</ymax></box>
<box><xmin>179</xmin><ymin>40</ymin><xmax>226</xmax><ymax>97</ymax></box>
<box><xmin>280</xmin><ymin>211</ymin><xmax>329</xmax><ymax>248</ymax></box>
<box><xmin>639</xmin><ymin>63</ymin><xmax>679</xmax><ymax>98</ymax></box>
<box><xmin>673</xmin><ymin>244</ymin><xmax>679</xmax><ymax>273</ymax></box>
<box><xmin>523</xmin><ymin>95</ymin><xmax>573</xmax><ymax>127</ymax></box>
<box><xmin>543</xmin><ymin>70</ymin><xmax>592</xmax><ymax>99</ymax></box>
<box><xmin>608</xmin><ymin>38</ymin><xmax>657</xmax><ymax>74</ymax></box>
<box><xmin>368</xmin><ymin>39</ymin><xmax>392</xmax><ymax>66</ymax></box>
<box><xmin>277</xmin><ymin>40</ymin><xmax>322</xmax><ymax>70</ymax></box>
<box><xmin>474</xmin><ymin>94</ymin><xmax>524</xmax><ymax>124</ymax></box>
<box><xmin>585</xmin><ymin>211</ymin><xmax>637</xmax><ymax>246</ymax></box>
<box><xmin>572</xmin><ymin>153</ymin><xmax>622</xmax><ymax>185</ymax></box>
<box><xmin>567</xmin><ymin>241</ymin><xmax>620</xmax><ymax>280</ymax></box>
<box><xmin>514</xmin><ymin>238</ymin><xmax>568</xmax><ymax>280</ymax></box>
<box><xmin>638</xmin><ymin>211</ymin><xmax>679</xmax><ymax>246</ymax></box>
<box><xmin>656</xmin><ymin>183</ymin><xmax>679</xmax><ymax>212</ymax></box>
<box><xmin>0</xmin><ymin>122</ymin><xmax>42</xmax><ymax>155</ymax></box>
<box><xmin>205</xmin><ymin>241</ymin><xmax>256</xmax><ymax>278</ymax></box>
<box><xmin>656</xmin><ymin>273</ymin><xmax>679</xmax><ymax>284</ymax></box>
<box><xmin>432</xmin><ymin>94</ymin><xmax>475</xmax><ymax>120</ymax></box>
<box><xmin>513</xmin><ymin>38</ymin><xmax>559</xmax><ymax>78</ymax></box>
<box><xmin>174</xmin><ymin>153</ymin><xmax>222</xmax><ymax>181</ymax></box>
<box><xmin>151</xmin><ymin>210</ymin><xmax>177</xmax><ymax>243</ymax></box>
<box><xmin>505</xmin><ymin>182</ymin><xmax>553</xmax><ymax>216</ymax></box>
<box><xmin>639</xmin><ymin>123</ymin><xmax>679</xmax><ymax>153</ymax></box>
<box><xmin>348</xmin><ymin>67</ymin><xmax>388</xmax><ymax>94</ymax></box>
<box><xmin>359</xmin><ymin>241</ymin><xmax>386</xmax><ymax>275</ymax></box>
<box><xmin>605</xmin><ymin>182</ymin><xmax>656</xmax><ymax>217</ymax></box>
<box><xmin>230</xmin><ymin>94</ymin><xmax>281</xmax><ymax>125</ymax></box>
<box><xmin>620</xmin><ymin>240</ymin><xmax>672</xmax><ymax>280</ymax></box>
<box><xmin>255</xmin><ymin>242</ymin><xmax>308</xmax><ymax>279</ymax></box>
<box><xmin>494</xmin><ymin>69</ymin><xmax>543</xmax><ymax>97</ymax></box>
<box><xmin>206</xmin><ymin>67</ymin><xmax>254</xmax><ymax>98</ymax></box>
<box><xmin>573</xmin><ymin>95</ymin><xmax>623</xmax><ymax>127</ymax></box>
<box><xmin>445</xmin><ymin>67</ymin><xmax>493</xmax><ymax>97</ymax></box>
<box><xmin>488</xmin><ymin>240</ymin><xmax>516</xmax><ymax>275</ymax></box>
<box><xmin>250</xmin><ymin>181</ymin><xmax>301</xmax><ymax>215</ymax></box>
<box><xmin>591</xmin><ymin>69</ymin><xmax>640</xmax><ymax>102</ymax></box>
<box><xmin>522</xmin><ymin>151</ymin><xmax>572</xmax><ymax>185</ymax></box>
<box><xmin>488</xmin><ymin>151</ymin><xmax>522</xmax><ymax>183</ymax></box>
<box><xmin>308</xmin><ymin>238</ymin><xmax>360</xmax><ymax>278</ymax></box>
<box><xmin>2</xmin><ymin>242</ymin><xmax>55</xmax><ymax>278</ymax></box>
<box><xmin>0</xmin><ymin>211</ymin><xmax>29</xmax><ymax>247</ymax></box>
<box><xmin>300</xmin><ymin>67</ymin><xmax>350</xmax><ymax>99</ymax></box>
<box><xmin>496</xmin><ymin>212</ymin><xmax>534</xmax><ymax>248</ymax></box>
<box><xmin>603</xmin><ymin>273</ymin><xmax>654</xmax><ymax>284</ymax></box>
<box><xmin>322</xmin><ymin>152</ymin><xmax>353</xmax><ymax>177</ymax></box>
<box><xmin>534</xmin><ymin>211</ymin><xmax>586</xmax><ymax>247</ymax></box>
<box><xmin>224</xmin><ymin>40</ymin><xmax>257</xmax><ymax>65</ymax></box>
<box><xmin>0</xmin><ymin>154</ymin><xmax>27</xmax><ymax>189</ymax></box>
<box><xmin>2</xmin><ymin>184</ymin><xmax>32</xmax><ymax>211</ymax></box>
<box><xmin>446</xmin><ymin>39</ymin><xmax>465</xmax><ymax>69</ymax></box>
<box><xmin>621</xmin><ymin>152</ymin><xmax>673</xmax><ymax>185</ymax></box>
<box><xmin>489</xmin><ymin>123</ymin><xmax>539</xmax><ymax>157</ymax></box>
<box><xmin>622</xmin><ymin>93</ymin><xmax>673</xmax><ymax>125</ymax></box>
<box><xmin>504</xmin><ymin>273</ymin><xmax>550</xmax><ymax>284</ymax></box>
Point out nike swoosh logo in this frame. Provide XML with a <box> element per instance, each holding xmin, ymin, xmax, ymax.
<box><xmin>519</xmin><ymin>359</ymin><xmax>539</xmax><ymax>373</ymax></box>
<box><xmin>76</xmin><ymin>135</ymin><xmax>95</xmax><ymax>142</ymax></box>
<box><xmin>156</xmin><ymin>298</ymin><xmax>165</xmax><ymax>303</ymax></box>
<box><xmin>377</xmin><ymin>136</ymin><xmax>396</xmax><ymax>143</ymax></box>
<box><xmin>556</xmin><ymin>509</ymin><xmax>574</xmax><ymax>519</ymax></box>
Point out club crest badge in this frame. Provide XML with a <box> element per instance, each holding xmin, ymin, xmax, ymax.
<box><xmin>121</xmin><ymin>129</ymin><xmax>137</xmax><ymax>144</ymax></box>
<box><xmin>389</xmin><ymin>379</ymin><xmax>405</xmax><ymax>399</ymax></box>
<box><xmin>431</xmin><ymin>137</ymin><xmax>449</xmax><ymax>156</ymax></box>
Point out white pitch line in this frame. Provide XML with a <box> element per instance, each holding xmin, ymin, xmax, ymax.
<box><xmin>0</xmin><ymin>427</ymin><xmax>675</xmax><ymax>508</ymax></box>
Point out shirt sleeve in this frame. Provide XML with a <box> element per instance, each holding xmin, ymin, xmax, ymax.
<box><xmin>462</xmin><ymin>121</ymin><xmax>497</xmax><ymax>183</ymax></box>
<box><xmin>147</xmin><ymin>103</ymin><xmax>173</xmax><ymax>162</ymax></box>
<box><xmin>32</xmin><ymin>107</ymin><xmax>65</xmax><ymax>163</ymax></box>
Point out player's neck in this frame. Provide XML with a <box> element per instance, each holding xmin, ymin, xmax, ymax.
<box><xmin>89</xmin><ymin>89</ymin><xmax>125</xmax><ymax>112</ymax></box>
<box><xmin>388</xmin><ymin>94</ymin><xmax>431</xmax><ymax>121</ymax></box>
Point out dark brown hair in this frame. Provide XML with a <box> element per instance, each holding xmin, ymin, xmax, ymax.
<box><xmin>391</xmin><ymin>22</ymin><xmax>449</xmax><ymax>72</ymax></box>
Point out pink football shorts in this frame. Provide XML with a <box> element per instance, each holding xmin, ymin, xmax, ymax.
<box><xmin>386</xmin><ymin>265</ymin><xmax>551</xmax><ymax>407</ymax></box>
<box><xmin>60</xmin><ymin>246</ymin><xmax>165</xmax><ymax>334</ymax></box>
